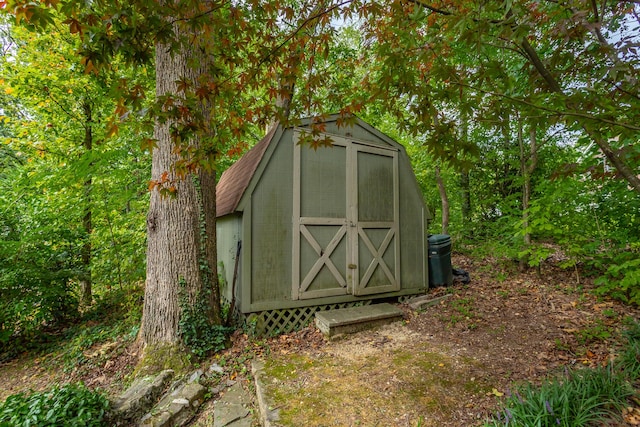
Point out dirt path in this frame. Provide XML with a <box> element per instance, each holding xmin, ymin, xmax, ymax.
<box><xmin>256</xmin><ymin>255</ymin><xmax>640</xmax><ymax>426</ymax></box>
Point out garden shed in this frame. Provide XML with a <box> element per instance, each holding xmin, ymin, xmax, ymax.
<box><xmin>216</xmin><ymin>115</ymin><xmax>432</xmax><ymax>334</ymax></box>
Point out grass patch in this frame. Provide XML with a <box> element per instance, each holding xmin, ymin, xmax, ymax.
<box><xmin>263</xmin><ymin>344</ymin><xmax>490</xmax><ymax>426</ymax></box>
<box><xmin>445</xmin><ymin>297</ymin><xmax>475</xmax><ymax>325</ymax></box>
<box><xmin>485</xmin><ymin>366</ymin><xmax>633</xmax><ymax>426</ymax></box>
<box><xmin>617</xmin><ymin>319</ymin><xmax>640</xmax><ymax>381</ymax></box>
<box><xmin>575</xmin><ymin>319</ymin><xmax>612</xmax><ymax>346</ymax></box>
<box><xmin>497</xmin><ymin>290</ymin><xmax>510</xmax><ymax>299</ymax></box>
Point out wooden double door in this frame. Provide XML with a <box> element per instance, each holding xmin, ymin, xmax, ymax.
<box><xmin>293</xmin><ymin>132</ymin><xmax>400</xmax><ymax>300</ymax></box>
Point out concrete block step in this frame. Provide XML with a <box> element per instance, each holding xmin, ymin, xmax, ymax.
<box><xmin>407</xmin><ymin>293</ymin><xmax>452</xmax><ymax>310</ymax></box>
<box><xmin>315</xmin><ymin>303</ymin><xmax>404</xmax><ymax>337</ymax></box>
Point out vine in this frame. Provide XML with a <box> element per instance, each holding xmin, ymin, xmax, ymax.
<box><xmin>178</xmin><ymin>277</ymin><xmax>229</xmax><ymax>357</ymax></box>
<box><xmin>176</xmin><ymin>176</ymin><xmax>229</xmax><ymax>358</ymax></box>
<box><xmin>192</xmin><ymin>175</ymin><xmax>213</xmax><ymax>291</ymax></box>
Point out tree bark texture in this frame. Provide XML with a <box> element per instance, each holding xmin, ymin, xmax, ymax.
<box><xmin>80</xmin><ymin>101</ymin><xmax>93</xmax><ymax>307</ymax></box>
<box><xmin>518</xmin><ymin>119</ymin><xmax>538</xmax><ymax>271</ymax></box>
<box><xmin>460</xmin><ymin>170</ymin><xmax>471</xmax><ymax>224</ymax></box>
<box><xmin>198</xmin><ymin>168</ymin><xmax>221</xmax><ymax>325</ymax></box>
<box><xmin>140</xmin><ymin>21</ymin><xmax>221</xmax><ymax>346</ymax></box>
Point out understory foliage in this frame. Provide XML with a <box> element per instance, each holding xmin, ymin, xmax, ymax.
<box><xmin>372</xmin><ymin>107</ymin><xmax>640</xmax><ymax>305</ymax></box>
<box><xmin>0</xmin><ymin>287</ymin><xmax>140</xmax><ymax>427</ymax></box>
<box><xmin>0</xmin><ymin>383</ymin><xmax>110</xmax><ymax>427</ymax></box>
<box><xmin>0</xmin><ymin>226</ymin><xmax>78</xmax><ymax>319</ymax></box>
<box><xmin>0</xmin><ymin>161</ymin><xmax>83</xmax><ymax>346</ymax></box>
<box><xmin>515</xmin><ymin>170</ymin><xmax>640</xmax><ymax>299</ymax></box>
<box><xmin>0</xmin><ymin>281</ymin><xmax>142</xmax><ymax>366</ymax></box>
<box><xmin>53</xmin><ymin>284</ymin><xmax>143</xmax><ymax>372</ymax></box>
<box><xmin>485</xmin><ymin>321</ymin><xmax>640</xmax><ymax>426</ymax></box>
<box><xmin>618</xmin><ymin>320</ymin><xmax>640</xmax><ymax>381</ymax></box>
<box><xmin>0</xmin><ymin>18</ymin><xmax>150</xmax><ymax>350</ymax></box>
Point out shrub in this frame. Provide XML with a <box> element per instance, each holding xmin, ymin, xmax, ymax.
<box><xmin>0</xmin><ymin>231</ymin><xmax>81</xmax><ymax>354</ymax></box>
<box><xmin>0</xmin><ymin>383</ymin><xmax>110</xmax><ymax>427</ymax></box>
<box><xmin>594</xmin><ymin>250</ymin><xmax>640</xmax><ymax>305</ymax></box>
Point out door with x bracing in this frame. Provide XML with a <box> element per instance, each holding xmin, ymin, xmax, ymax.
<box><xmin>292</xmin><ymin>132</ymin><xmax>400</xmax><ymax>300</ymax></box>
<box><xmin>351</xmin><ymin>143</ymin><xmax>400</xmax><ymax>295</ymax></box>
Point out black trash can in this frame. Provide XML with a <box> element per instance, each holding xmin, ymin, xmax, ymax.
<box><xmin>428</xmin><ymin>234</ymin><xmax>453</xmax><ymax>286</ymax></box>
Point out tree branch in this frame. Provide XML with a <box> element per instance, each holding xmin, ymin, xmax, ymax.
<box><xmin>45</xmin><ymin>90</ymin><xmax>87</xmax><ymax>129</ymax></box>
<box><xmin>232</xmin><ymin>0</ymin><xmax>353</xmax><ymax>89</ymax></box>
<box><xmin>404</xmin><ymin>0</ymin><xmax>452</xmax><ymax>15</ymax></box>
<box><xmin>604</xmin><ymin>78</ymin><xmax>640</xmax><ymax>101</ymax></box>
<box><xmin>166</xmin><ymin>0</ymin><xmax>231</xmax><ymax>27</ymax></box>
<box><xmin>455</xmin><ymin>81</ymin><xmax>640</xmax><ymax>131</ymax></box>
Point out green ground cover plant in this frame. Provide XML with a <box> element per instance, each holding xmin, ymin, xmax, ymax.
<box><xmin>0</xmin><ymin>383</ymin><xmax>110</xmax><ymax>427</ymax></box>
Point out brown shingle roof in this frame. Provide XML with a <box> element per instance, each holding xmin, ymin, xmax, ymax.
<box><xmin>216</xmin><ymin>125</ymin><xmax>278</xmax><ymax>217</ymax></box>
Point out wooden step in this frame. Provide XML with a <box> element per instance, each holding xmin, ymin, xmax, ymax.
<box><xmin>315</xmin><ymin>303</ymin><xmax>404</xmax><ymax>337</ymax></box>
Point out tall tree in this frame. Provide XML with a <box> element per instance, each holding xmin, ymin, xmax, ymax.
<box><xmin>434</xmin><ymin>164</ymin><xmax>449</xmax><ymax>234</ymax></box>
<box><xmin>140</xmin><ymin>4</ymin><xmax>221</xmax><ymax>345</ymax></box>
<box><xmin>79</xmin><ymin>100</ymin><xmax>93</xmax><ymax>306</ymax></box>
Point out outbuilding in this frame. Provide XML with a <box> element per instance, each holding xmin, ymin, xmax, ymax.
<box><xmin>216</xmin><ymin>115</ymin><xmax>432</xmax><ymax>334</ymax></box>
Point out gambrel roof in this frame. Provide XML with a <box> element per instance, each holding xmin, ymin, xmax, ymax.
<box><xmin>216</xmin><ymin>124</ymin><xmax>277</xmax><ymax>217</ymax></box>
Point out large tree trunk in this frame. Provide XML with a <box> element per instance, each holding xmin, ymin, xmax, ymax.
<box><xmin>140</xmin><ymin>19</ymin><xmax>221</xmax><ymax>347</ymax></box>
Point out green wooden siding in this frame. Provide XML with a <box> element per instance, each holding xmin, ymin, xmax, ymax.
<box><xmin>249</xmin><ymin>130</ymin><xmax>293</xmax><ymax>305</ymax></box>
<box><xmin>399</xmin><ymin>156</ymin><xmax>428</xmax><ymax>290</ymax></box>
<box><xmin>301</xmin><ymin>145</ymin><xmax>347</xmax><ymax>218</ymax></box>
<box><xmin>357</xmin><ymin>150</ymin><xmax>395</xmax><ymax>222</ymax></box>
<box><xmin>216</xmin><ymin>214</ymin><xmax>242</xmax><ymax>302</ymax></box>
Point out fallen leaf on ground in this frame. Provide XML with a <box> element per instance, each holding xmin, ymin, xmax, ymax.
<box><xmin>488</xmin><ymin>388</ymin><xmax>503</xmax><ymax>397</ymax></box>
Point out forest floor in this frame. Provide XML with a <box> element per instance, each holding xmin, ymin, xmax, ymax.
<box><xmin>235</xmin><ymin>254</ymin><xmax>640</xmax><ymax>426</ymax></box>
<box><xmin>2</xmin><ymin>253</ymin><xmax>640</xmax><ymax>426</ymax></box>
